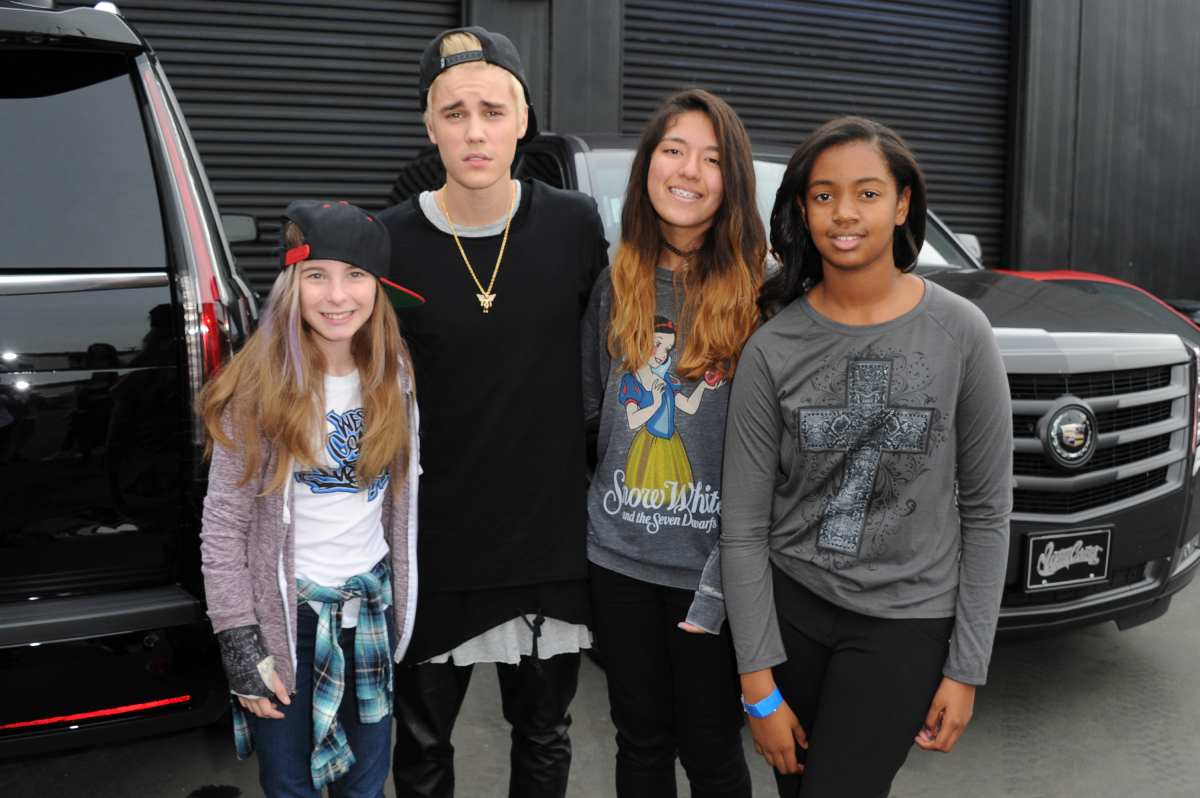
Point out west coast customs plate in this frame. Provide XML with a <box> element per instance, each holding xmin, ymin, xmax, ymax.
<box><xmin>1024</xmin><ymin>527</ymin><xmax>1112</xmax><ymax>591</ymax></box>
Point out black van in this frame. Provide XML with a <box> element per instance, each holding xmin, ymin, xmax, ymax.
<box><xmin>0</xmin><ymin>1</ymin><xmax>257</xmax><ymax>755</ymax></box>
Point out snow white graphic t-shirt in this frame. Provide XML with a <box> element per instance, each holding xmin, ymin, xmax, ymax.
<box><xmin>293</xmin><ymin>370</ymin><xmax>390</xmax><ymax>628</ymax></box>
<box><xmin>581</xmin><ymin>266</ymin><xmax>730</xmax><ymax>633</ymax></box>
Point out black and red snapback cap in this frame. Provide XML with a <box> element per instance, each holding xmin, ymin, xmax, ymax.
<box><xmin>418</xmin><ymin>25</ymin><xmax>538</xmax><ymax>144</ymax></box>
<box><xmin>281</xmin><ymin>200</ymin><xmax>425</xmax><ymax>309</ymax></box>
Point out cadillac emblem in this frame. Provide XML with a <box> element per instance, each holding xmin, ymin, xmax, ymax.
<box><xmin>1040</xmin><ymin>398</ymin><xmax>1097</xmax><ymax>469</ymax></box>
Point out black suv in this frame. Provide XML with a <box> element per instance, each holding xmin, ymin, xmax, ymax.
<box><xmin>0</xmin><ymin>1</ymin><xmax>256</xmax><ymax>755</ymax></box>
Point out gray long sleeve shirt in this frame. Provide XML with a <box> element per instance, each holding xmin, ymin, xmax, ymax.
<box><xmin>582</xmin><ymin>267</ymin><xmax>729</xmax><ymax>632</ymax></box>
<box><xmin>720</xmin><ymin>279</ymin><xmax>1012</xmax><ymax>685</ymax></box>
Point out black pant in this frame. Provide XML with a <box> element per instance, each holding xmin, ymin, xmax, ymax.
<box><xmin>590</xmin><ymin>563</ymin><xmax>751</xmax><ymax>798</ymax></box>
<box><xmin>770</xmin><ymin>568</ymin><xmax>954</xmax><ymax>798</ymax></box>
<box><xmin>391</xmin><ymin>651</ymin><xmax>580</xmax><ymax>798</ymax></box>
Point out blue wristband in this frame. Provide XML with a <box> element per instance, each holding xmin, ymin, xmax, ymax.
<box><xmin>741</xmin><ymin>687</ymin><xmax>783</xmax><ymax>718</ymax></box>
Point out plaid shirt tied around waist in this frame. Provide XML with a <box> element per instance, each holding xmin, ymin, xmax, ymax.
<box><xmin>232</xmin><ymin>557</ymin><xmax>393</xmax><ymax>790</ymax></box>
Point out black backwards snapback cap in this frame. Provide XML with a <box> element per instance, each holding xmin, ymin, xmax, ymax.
<box><xmin>418</xmin><ymin>25</ymin><xmax>539</xmax><ymax>144</ymax></box>
<box><xmin>281</xmin><ymin>200</ymin><xmax>425</xmax><ymax>309</ymax></box>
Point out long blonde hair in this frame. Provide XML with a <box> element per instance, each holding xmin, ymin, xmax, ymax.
<box><xmin>198</xmin><ymin>246</ymin><xmax>414</xmax><ymax>495</ymax></box>
<box><xmin>608</xmin><ymin>89</ymin><xmax>765</xmax><ymax>379</ymax></box>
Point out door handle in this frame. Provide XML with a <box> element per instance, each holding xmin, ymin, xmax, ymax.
<box><xmin>0</xmin><ymin>272</ymin><xmax>168</xmax><ymax>296</ymax></box>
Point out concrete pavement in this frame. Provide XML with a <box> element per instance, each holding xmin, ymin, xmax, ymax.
<box><xmin>3</xmin><ymin>580</ymin><xmax>1199</xmax><ymax>797</ymax></box>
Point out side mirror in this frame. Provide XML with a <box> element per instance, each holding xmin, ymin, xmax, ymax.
<box><xmin>956</xmin><ymin>233</ymin><xmax>983</xmax><ymax>262</ymax></box>
<box><xmin>221</xmin><ymin>214</ymin><xmax>258</xmax><ymax>244</ymax></box>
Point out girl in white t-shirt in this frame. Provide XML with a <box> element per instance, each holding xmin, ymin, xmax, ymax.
<box><xmin>198</xmin><ymin>200</ymin><xmax>424</xmax><ymax>796</ymax></box>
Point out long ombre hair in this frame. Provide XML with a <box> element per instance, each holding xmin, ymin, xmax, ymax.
<box><xmin>608</xmin><ymin>89</ymin><xmax>765</xmax><ymax>379</ymax></box>
<box><xmin>199</xmin><ymin>228</ymin><xmax>414</xmax><ymax>495</ymax></box>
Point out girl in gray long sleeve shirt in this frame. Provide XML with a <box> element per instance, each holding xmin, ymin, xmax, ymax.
<box><xmin>721</xmin><ymin>117</ymin><xmax>1011</xmax><ymax>796</ymax></box>
<box><xmin>582</xmin><ymin>89</ymin><xmax>765</xmax><ymax>797</ymax></box>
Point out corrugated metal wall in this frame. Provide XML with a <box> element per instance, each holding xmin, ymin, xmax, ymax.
<box><xmin>63</xmin><ymin>0</ymin><xmax>460</xmax><ymax>292</ymax></box>
<box><xmin>621</xmin><ymin>0</ymin><xmax>1013</xmax><ymax>265</ymax></box>
<box><xmin>1013</xmin><ymin>0</ymin><xmax>1200</xmax><ymax>298</ymax></box>
<box><xmin>62</xmin><ymin>0</ymin><xmax>1014</xmax><ymax>277</ymax></box>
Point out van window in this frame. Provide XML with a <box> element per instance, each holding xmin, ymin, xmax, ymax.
<box><xmin>0</xmin><ymin>50</ymin><xmax>167</xmax><ymax>269</ymax></box>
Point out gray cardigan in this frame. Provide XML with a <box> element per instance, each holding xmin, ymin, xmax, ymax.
<box><xmin>200</xmin><ymin>386</ymin><xmax>420</xmax><ymax>694</ymax></box>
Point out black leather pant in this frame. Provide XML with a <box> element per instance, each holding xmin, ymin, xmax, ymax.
<box><xmin>392</xmin><ymin>652</ymin><xmax>581</xmax><ymax>798</ymax></box>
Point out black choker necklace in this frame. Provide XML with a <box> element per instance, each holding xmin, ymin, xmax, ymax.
<box><xmin>663</xmin><ymin>240</ymin><xmax>700</xmax><ymax>259</ymax></box>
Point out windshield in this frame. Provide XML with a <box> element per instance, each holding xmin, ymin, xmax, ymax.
<box><xmin>584</xmin><ymin>148</ymin><xmax>975</xmax><ymax>269</ymax></box>
<box><xmin>0</xmin><ymin>51</ymin><xmax>166</xmax><ymax>270</ymax></box>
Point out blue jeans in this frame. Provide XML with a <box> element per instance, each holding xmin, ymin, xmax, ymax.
<box><xmin>249</xmin><ymin>603</ymin><xmax>394</xmax><ymax>798</ymax></box>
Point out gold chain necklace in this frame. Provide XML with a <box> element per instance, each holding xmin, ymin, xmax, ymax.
<box><xmin>435</xmin><ymin>183</ymin><xmax>516</xmax><ymax>314</ymax></box>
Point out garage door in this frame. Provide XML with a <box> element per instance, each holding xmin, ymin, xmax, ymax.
<box><xmin>622</xmin><ymin>0</ymin><xmax>1012</xmax><ymax>265</ymax></box>
<box><xmin>62</xmin><ymin>0</ymin><xmax>461</xmax><ymax>292</ymax></box>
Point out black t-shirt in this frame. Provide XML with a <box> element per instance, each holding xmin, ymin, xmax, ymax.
<box><xmin>380</xmin><ymin>179</ymin><xmax>608</xmax><ymax>656</ymax></box>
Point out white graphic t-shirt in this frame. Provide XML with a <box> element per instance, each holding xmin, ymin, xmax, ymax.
<box><xmin>293</xmin><ymin>370</ymin><xmax>390</xmax><ymax>628</ymax></box>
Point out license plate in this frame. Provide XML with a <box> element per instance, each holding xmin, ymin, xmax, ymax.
<box><xmin>1024</xmin><ymin>527</ymin><xmax>1112</xmax><ymax>592</ymax></box>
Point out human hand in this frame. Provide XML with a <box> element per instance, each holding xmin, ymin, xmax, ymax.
<box><xmin>677</xmin><ymin>621</ymin><xmax>706</xmax><ymax>634</ymax></box>
<box><xmin>748</xmin><ymin>698</ymin><xmax>808</xmax><ymax>774</ymax></box>
<box><xmin>914</xmin><ymin>676</ymin><xmax>975</xmax><ymax>752</ymax></box>
<box><xmin>216</xmin><ymin>625</ymin><xmax>290</xmax><ymax>720</ymax></box>
<box><xmin>237</xmin><ymin>669</ymin><xmax>291</xmax><ymax>720</ymax></box>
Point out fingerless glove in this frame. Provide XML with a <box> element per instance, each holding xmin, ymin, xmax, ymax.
<box><xmin>215</xmin><ymin>624</ymin><xmax>276</xmax><ymax>698</ymax></box>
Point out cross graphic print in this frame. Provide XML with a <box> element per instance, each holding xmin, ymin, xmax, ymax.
<box><xmin>798</xmin><ymin>359</ymin><xmax>933</xmax><ymax>557</ymax></box>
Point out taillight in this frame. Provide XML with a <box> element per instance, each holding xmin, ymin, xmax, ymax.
<box><xmin>199</xmin><ymin>301</ymin><xmax>224</xmax><ymax>378</ymax></box>
<box><xmin>137</xmin><ymin>59</ymin><xmax>230</xmax><ymax>404</ymax></box>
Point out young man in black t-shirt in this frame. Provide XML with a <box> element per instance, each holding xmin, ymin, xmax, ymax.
<box><xmin>380</xmin><ymin>26</ymin><xmax>607</xmax><ymax>798</ymax></box>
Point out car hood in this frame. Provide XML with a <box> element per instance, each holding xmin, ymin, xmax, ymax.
<box><xmin>927</xmin><ymin>269</ymin><xmax>1184</xmax><ymax>336</ymax></box>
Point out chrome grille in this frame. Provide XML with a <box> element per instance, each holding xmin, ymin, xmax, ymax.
<box><xmin>1007</xmin><ymin>366</ymin><xmax>1171</xmax><ymax>400</ymax></box>
<box><xmin>1008</xmin><ymin>362</ymin><xmax>1189</xmax><ymax>518</ymax></box>
<box><xmin>1013</xmin><ymin>400</ymin><xmax>1173</xmax><ymax>439</ymax></box>
<box><xmin>1096</xmin><ymin>401</ymin><xmax>1175</xmax><ymax>432</ymax></box>
<box><xmin>1013</xmin><ymin>435</ymin><xmax>1171</xmax><ymax>477</ymax></box>
<box><xmin>1013</xmin><ymin>468</ymin><xmax>1169</xmax><ymax>514</ymax></box>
